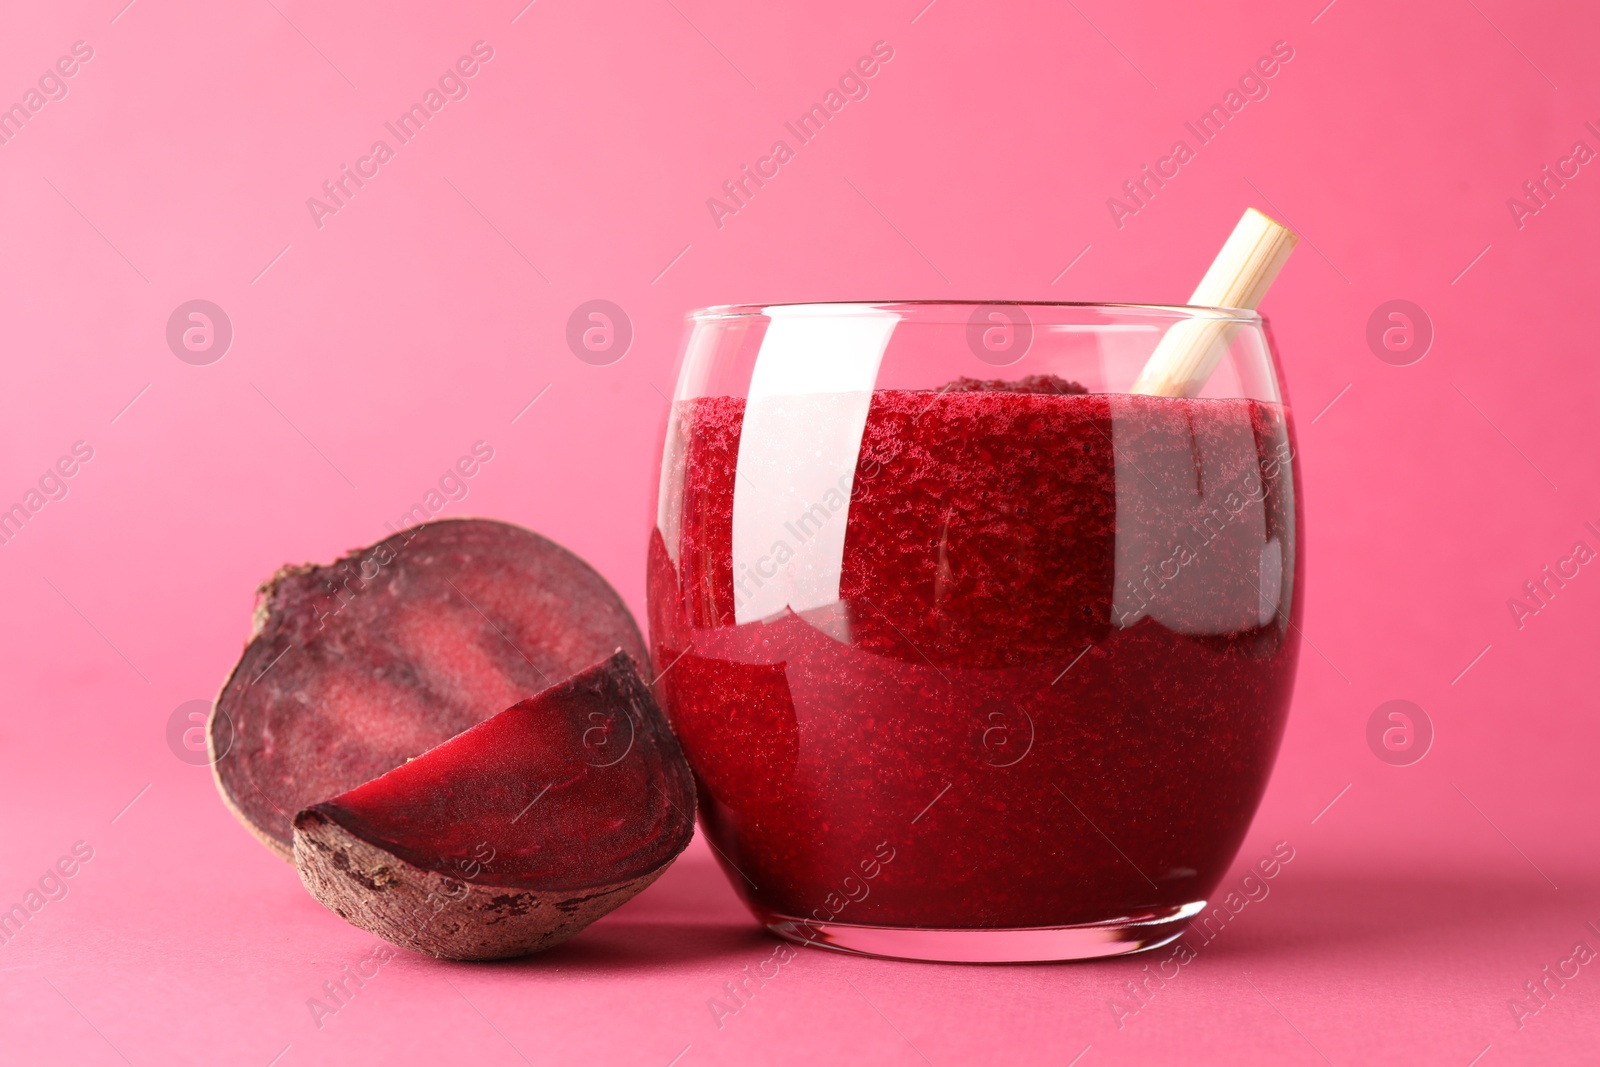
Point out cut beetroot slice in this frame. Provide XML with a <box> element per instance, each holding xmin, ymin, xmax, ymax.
<box><xmin>210</xmin><ymin>519</ymin><xmax>648</xmax><ymax>859</ymax></box>
<box><xmin>293</xmin><ymin>652</ymin><xmax>695</xmax><ymax>960</ymax></box>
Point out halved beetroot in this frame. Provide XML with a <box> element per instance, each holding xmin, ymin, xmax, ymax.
<box><xmin>210</xmin><ymin>519</ymin><xmax>649</xmax><ymax>859</ymax></box>
<box><xmin>293</xmin><ymin>653</ymin><xmax>695</xmax><ymax>960</ymax></box>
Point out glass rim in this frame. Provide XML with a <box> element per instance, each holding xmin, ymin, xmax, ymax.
<box><xmin>689</xmin><ymin>300</ymin><xmax>1264</xmax><ymax>323</ymax></box>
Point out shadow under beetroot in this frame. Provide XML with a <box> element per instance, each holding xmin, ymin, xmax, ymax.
<box><xmin>471</xmin><ymin>850</ymin><xmax>777</xmax><ymax>973</ymax></box>
<box><xmin>437</xmin><ymin>854</ymin><xmax>1594</xmax><ymax>973</ymax></box>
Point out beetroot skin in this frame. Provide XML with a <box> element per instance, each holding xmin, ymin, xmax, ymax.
<box><xmin>210</xmin><ymin>519</ymin><xmax>649</xmax><ymax>859</ymax></box>
<box><xmin>294</xmin><ymin>653</ymin><xmax>696</xmax><ymax>960</ymax></box>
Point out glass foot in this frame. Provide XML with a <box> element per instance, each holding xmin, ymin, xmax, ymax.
<box><xmin>761</xmin><ymin>901</ymin><xmax>1206</xmax><ymax>963</ymax></box>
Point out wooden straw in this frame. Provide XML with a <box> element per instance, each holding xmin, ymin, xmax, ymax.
<box><xmin>1130</xmin><ymin>207</ymin><xmax>1298</xmax><ymax>398</ymax></box>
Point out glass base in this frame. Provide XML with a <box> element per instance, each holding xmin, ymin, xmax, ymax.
<box><xmin>761</xmin><ymin>901</ymin><xmax>1206</xmax><ymax>963</ymax></box>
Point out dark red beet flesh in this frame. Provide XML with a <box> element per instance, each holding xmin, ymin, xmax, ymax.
<box><xmin>211</xmin><ymin>519</ymin><xmax>648</xmax><ymax>858</ymax></box>
<box><xmin>305</xmin><ymin>652</ymin><xmax>695</xmax><ymax>888</ymax></box>
<box><xmin>293</xmin><ymin>654</ymin><xmax>696</xmax><ymax>959</ymax></box>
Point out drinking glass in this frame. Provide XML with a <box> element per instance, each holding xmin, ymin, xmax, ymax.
<box><xmin>647</xmin><ymin>301</ymin><xmax>1301</xmax><ymax>962</ymax></box>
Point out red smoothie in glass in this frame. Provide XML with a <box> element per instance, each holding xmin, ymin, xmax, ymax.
<box><xmin>647</xmin><ymin>377</ymin><xmax>1301</xmax><ymax>930</ymax></box>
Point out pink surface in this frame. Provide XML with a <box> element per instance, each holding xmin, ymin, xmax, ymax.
<box><xmin>1</xmin><ymin>0</ymin><xmax>1597</xmax><ymax>1063</ymax></box>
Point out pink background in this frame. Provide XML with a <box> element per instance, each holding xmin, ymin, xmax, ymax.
<box><xmin>2</xmin><ymin>0</ymin><xmax>1597</xmax><ymax>1063</ymax></box>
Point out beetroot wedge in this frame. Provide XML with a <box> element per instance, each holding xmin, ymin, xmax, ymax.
<box><xmin>211</xmin><ymin>519</ymin><xmax>648</xmax><ymax>859</ymax></box>
<box><xmin>293</xmin><ymin>652</ymin><xmax>695</xmax><ymax>960</ymax></box>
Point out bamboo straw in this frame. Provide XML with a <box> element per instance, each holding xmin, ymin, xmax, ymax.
<box><xmin>1130</xmin><ymin>208</ymin><xmax>1298</xmax><ymax>398</ymax></box>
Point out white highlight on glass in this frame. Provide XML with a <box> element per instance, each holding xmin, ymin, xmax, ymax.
<box><xmin>730</xmin><ymin>305</ymin><xmax>897</xmax><ymax>625</ymax></box>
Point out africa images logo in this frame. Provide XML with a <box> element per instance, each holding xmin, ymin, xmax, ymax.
<box><xmin>305</xmin><ymin>42</ymin><xmax>496</xmax><ymax>229</ymax></box>
<box><xmin>166</xmin><ymin>300</ymin><xmax>233</xmax><ymax>365</ymax></box>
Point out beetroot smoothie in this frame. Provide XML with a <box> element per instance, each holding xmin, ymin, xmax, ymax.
<box><xmin>647</xmin><ymin>377</ymin><xmax>1301</xmax><ymax>930</ymax></box>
